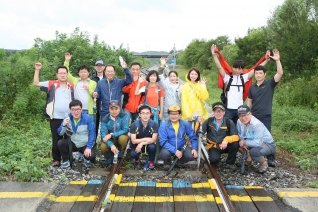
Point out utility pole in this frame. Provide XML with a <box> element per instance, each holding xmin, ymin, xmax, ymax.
<box><xmin>173</xmin><ymin>44</ymin><xmax>176</xmax><ymax>71</ymax></box>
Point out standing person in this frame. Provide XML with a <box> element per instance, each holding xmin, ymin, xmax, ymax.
<box><xmin>135</xmin><ymin>70</ymin><xmax>165</xmax><ymax>124</ymax></box>
<box><xmin>211</xmin><ymin>44</ymin><xmax>270</xmax><ymax>125</ymax></box>
<box><xmin>90</xmin><ymin>59</ymin><xmax>106</xmax><ymax>138</ymax></box>
<box><xmin>129</xmin><ymin>105</ymin><xmax>158</xmax><ymax>171</ymax></box>
<box><xmin>64</xmin><ymin>53</ymin><xmax>97</xmax><ymax>115</ymax></box>
<box><xmin>122</xmin><ymin>62</ymin><xmax>147</xmax><ymax>123</ymax></box>
<box><xmin>181</xmin><ymin>67</ymin><xmax>209</xmax><ymax>124</ymax></box>
<box><xmin>236</xmin><ymin>105</ymin><xmax>276</xmax><ymax>174</ymax></box>
<box><xmin>196</xmin><ymin>102</ymin><xmax>239</xmax><ymax>170</ymax></box>
<box><xmin>158</xmin><ymin>57</ymin><xmax>183</xmax><ymax>122</ymax></box>
<box><xmin>93</xmin><ymin>60</ymin><xmax>133</xmax><ymax>120</ymax></box>
<box><xmin>57</xmin><ymin>100</ymin><xmax>96</xmax><ymax>168</ymax></box>
<box><xmin>100</xmin><ymin>100</ymin><xmax>129</xmax><ymax>166</ymax></box>
<box><xmin>33</xmin><ymin>63</ymin><xmax>75</xmax><ymax>167</ymax></box>
<box><xmin>247</xmin><ymin>49</ymin><xmax>283</xmax><ymax>167</ymax></box>
<box><xmin>158</xmin><ymin>105</ymin><xmax>198</xmax><ymax>170</ymax></box>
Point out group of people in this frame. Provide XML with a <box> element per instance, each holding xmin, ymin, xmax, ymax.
<box><xmin>33</xmin><ymin>44</ymin><xmax>282</xmax><ymax>174</ymax></box>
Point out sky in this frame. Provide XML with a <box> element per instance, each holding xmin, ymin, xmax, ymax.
<box><xmin>0</xmin><ymin>0</ymin><xmax>285</xmax><ymax>53</ymax></box>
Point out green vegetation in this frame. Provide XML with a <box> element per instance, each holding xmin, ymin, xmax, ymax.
<box><xmin>0</xmin><ymin>0</ymin><xmax>317</xmax><ymax>182</ymax></box>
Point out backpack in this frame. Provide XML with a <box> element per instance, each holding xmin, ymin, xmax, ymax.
<box><xmin>134</xmin><ymin>119</ymin><xmax>155</xmax><ymax>136</ymax></box>
<box><xmin>220</xmin><ymin>74</ymin><xmax>244</xmax><ymax>106</ymax></box>
<box><xmin>144</xmin><ymin>83</ymin><xmax>161</xmax><ymax>106</ymax></box>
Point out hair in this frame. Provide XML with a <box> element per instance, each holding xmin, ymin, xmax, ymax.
<box><xmin>211</xmin><ymin>101</ymin><xmax>226</xmax><ymax>111</ymax></box>
<box><xmin>187</xmin><ymin>67</ymin><xmax>200</xmax><ymax>82</ymax></box>
<box><xmin>232</xmin><ymin>60</ymin><xmax>245</xmax><ymax>69</ymax></box>
<box><xmin>168</xmin><ymin>71</ymin><xmax>178</xmax><ymax>77</ymax></box>
<box><xmin>254</xmin><ymin>65</ymin><xmax>267</xmax><ymax>73</ymax></box>
<box><xmin>69</xmin><ymin>99</ymin><xmax>82</xmax><ymax>109</ymax></box>
<box><xmin>146</xmin><ymin>70</ymin><xmax>160</xmax><ymax>82</ymax></box>
<box><xmin>56</xmin><ymin>65</ymin><xmax>68</xmax><ymax>73</ymax></box>
<box><xmin>130</xmin><ymin>62</ymin><xmax>141</xmax><ymax>68</ymax></box>
<box><xmin>77</xmin><ymin>64</ymin><xmax>90</xmax><ymax>73</ymax></box>
<box><xmin>105</xmin><ymin>64</ymin><xmax>116</xmax><ymax>71</ymax></box>
<box><xmin>138</xmin><ymin>105</ymin><xmax>151</xmax><ymax>113</ymax></box>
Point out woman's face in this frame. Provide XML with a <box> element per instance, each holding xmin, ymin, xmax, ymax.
<box><xmin>189</xmin><ymin>70</ymin><xmax>198</xmax><ymax>82</ymax></box>
<box><xmin>169</xmin><ymin>72</ymin><xmax>178</xmax><ymax>84</ymax></box>
<box><xmin>149</xmin><ymin>74</ymin><xmax>157</xmax><ymax>83</ymax></box>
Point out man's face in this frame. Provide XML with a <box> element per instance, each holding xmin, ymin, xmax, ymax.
<box><xmin>109</xmin><ymin>106</ymin><xmax>120</xmax><ymax>117</ymax></box>
<box><xmin>56</xmin><ymin>68</ymin><xmax>68</xmax><ymax>82</ymax></box>
<box><xmin>213</xmin><ymin>108</ymin><xmax>225</xmax><ymax>120</ymax></box>
<box><xmin>233</xmin><ymin>67</ymin><xmax>244</xmax><ymax>75</ymax></box>
<box><xmin>94</xmin><ymin>64</ymin><xmax>105</xmax><ymax>74</ymax></box>
<box><xmin>105</xmin><ymin>66</ymin><xmax>115</xmax><ymax>80</ymax></box>
<box><xmin>254</xmin><ymin>70</ymin><xmax>266</xmax><ymax>82</ymax></box>
<box><xmin>130</xmin><ymin>64</ymin><xmax>141</xmax><ymax>77</ymax></box>
<box><xmin>168</xmin><ymin>111</ymin><xmax>181</xmax><ymax>123</ymax></box>
<box><xmin>139</xmin><ymin>108</ymin><xmax>151</xmax><ymax>122</ymax></box>
<box><xmin>238</xmin><ymin>112</ymin><xmax>252</xmax><ymax>125</ymax></box>
<box><xmin>70</xmin><ymin>105</ymin><xmax>82</xmax><ymax>120</ymax></box>
<box><xmin>78</xmin><ymin>68</ymin><xmax>89</xmax><ymax>80</ymax></box>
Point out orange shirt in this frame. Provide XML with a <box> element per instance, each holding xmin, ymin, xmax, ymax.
<box><xmin>143</xmin><ymin>84</ymin><xmax>165</xmax><ymax>108</ymax></box>
<box><xmin>122</xmin><ymin>80</ymin><xmax>147</xmax><ymax>113</ymax></box>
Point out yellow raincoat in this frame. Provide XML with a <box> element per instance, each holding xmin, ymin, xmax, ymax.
<box><xmin>181</xmin><ymin>75</ymin><xmax>209</xmax><ymax>120</ymax></box>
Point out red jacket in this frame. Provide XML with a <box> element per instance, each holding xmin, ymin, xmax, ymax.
<box><xmin>122</xmin><ymin>80</ymin><xmax>147</xmax><ymax>113</ymax></box>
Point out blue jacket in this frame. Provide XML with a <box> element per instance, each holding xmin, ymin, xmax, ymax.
<box><xmin>159</xmin><ymin>120</ymin><xmax>198</xmax><ymax>154</ymax></box>
<box><xmin>94</xmin><ymin>68</ymin><xmax>132</xmax><ymax>117</ymax></box>
<box><xmin>100</xmin><ymin>111</ymin><xmax>129</xmax><ymax>148</ymax></box>
<box><xmin>57</xmin><ymin>112</ymin><xmax>95</xmax><ymax>149</ymax></box>
<box><xmin>236</xmin><ymin>116</ymin><xmax>274</xmax><ymax>147</ymax></box>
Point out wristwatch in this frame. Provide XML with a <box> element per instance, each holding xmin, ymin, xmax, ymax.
<box><xmin>110</xmin><ymin>133</ymin><xmax>114</xmax><ymax>138</ymax></box>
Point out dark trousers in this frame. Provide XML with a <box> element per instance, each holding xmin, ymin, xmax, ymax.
<box><xmin>160</xmin><ymin>146</ymin><xmax>195</xmax><ymax>165</ymax></box>
<box><xmin>225</xmin><ymin>108</ymin><xmax>239</xmax><ymax>125</ymax></box>
<box><xmin>130</xmin><ymin>143</ymin><xmax>156</xmax><ymax>162</ymax></box>
<box><xmin>254</xmin><ymin>114</ymin><xmax>275</xmax><ymax>162</ymax></box>
<box><xmin>57</xmin><ymin>138</ymin><xmax>96</xmax><ymax>162</ymax></box>
<box><xmin>95</xmin><ymin>110</ymin><xmax>100</xmax><ymax>140</ymax></box>
<box><xmin>208</xmin><ymin>142</ymin><xmax>239</xmax><ymax>165</ymax></box>
<box><xmin>50</xmin><ymin>118</ymin><xmax>63</xmax><ymax>161</ymax></box>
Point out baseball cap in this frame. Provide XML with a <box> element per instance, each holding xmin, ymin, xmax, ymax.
<box><xmin>212</xmin><ymin>102</ymin><xmax>226</xmax><ymax>111</ymax></box>
<box><xmin>237</xmin><ymin>105</ymin><xmax>251</xmax><ymax>114</ymax></box>
<box><xmin>168</xmin><ymin>105</ymin><xmax>181</xmax><ymax>113</ymax></box>
<box><xmin>95</xmin><ymin>59</ymin><xmax>105</xmax><ymax>66</ymax></box>
<box><xmin>109</xmin><ymin>100</ymin><xmax>120</xmax><ymax>108</ymax></box>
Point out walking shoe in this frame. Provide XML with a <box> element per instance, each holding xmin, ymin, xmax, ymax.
<box><xmin>118</xmin><ymin>152</ymin><xmax>124</xmax><ymax>159</ymax></box>
<box><xmin>176</xmin><ymin>162</ymin><xmax>185</xmax><ymax>169</ymax></box>
<box><xmin>163</xmin><ymin>164</ymin><xmax>171</xmax><ymax>171</ymax></box>
<box><xmin>268</xmin><ymin>160</ymin><xmax>276</xmax><ymax>167</ymax></box>
<box><xmin>78</xmin><ymin>152</ymin><xmax>83</xmax><ymax>162</ymax></box>
<box><xmin>52</xmin><ymin>160</ymin><xmax>60</xmax><ymax>167</ymax></box>
<box><xmin>104</xmin><ymin>157</ymin><xmax>112</xmax><ymax>166</ymax></box>
<box><xmin>84</xmin><ymin>159</ymin><xmax>91</xmax><ymax>167</ymax></box>
<box><xmin>135</xmin><ymin>154</ymin><xmax>142</xmax><ymax>164</ymax></box>
<box><xmin>226</xmin><ymin>164</ymin><xmax>237</xmax><ymax>171</ymax></box>
<box><xmin>148</xmin><ymin>161</ymin><xmax>155</xmax><ymax>170</ymax></box>
<box><xmin>143</xmin><ymin>159</ymin><xmax>149</xmax><ymax>171</ymax></box>
<box><xmin>61</xmin><ymin>160</ymin><xmax>70</xmax><ymax>168</ymax></box>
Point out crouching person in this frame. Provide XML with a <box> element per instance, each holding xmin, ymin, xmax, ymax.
<box><xmin>196</xmin><ymin>102</ymin><xmax>239</xmax><ymax>170</ymax></box>
<box><xmin>159</xmin><ymin>105</ymin><xmax>198</xmax><ymax>170</ymax></box>
<box><xmin>100</xmin><ymin>100</ymin><xmax>129</xmax><ymax>167</ymax></box>
<box><xmin>236</xmin><ymin>105</ymin><xmax>276</xmax><ymax>174</ymax></box>
<box><xmin>57</xmin><ymin>99</ymin><xmax>96</xmax><ymax>168</ymax></box>
<box><xmin>130</xmin><ymin>105</ymin><xmax>158</xmax><ymax>171</ymax></box>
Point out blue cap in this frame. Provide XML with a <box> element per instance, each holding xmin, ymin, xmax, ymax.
<box><xmin>237</xmin><ymin>105</ymin><xmax>251</xmax><ymax>114</ymax></box>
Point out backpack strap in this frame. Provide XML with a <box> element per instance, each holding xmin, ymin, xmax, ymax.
<box><xmin>225</xmin><ymin>118</ymin><xmax>231</xmax><ymax>136</ymax></box>
<box><xmin>144</xmin><ymin>83</ymin><xmax>161</xmax><ymax>106</ymax></box>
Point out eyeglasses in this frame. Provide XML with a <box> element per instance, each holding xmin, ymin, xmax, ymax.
<box><xmin>213</xmin><ymin>110</ymin><xmax>224</xmax><ymax>113</ymax></box>
<box><xmin>140</xmin><ymin>112</ymin><xmax>151</xmax><ymax>115</ymax></box>
<box><xmin>71</xmin><ymin>108</ymin><xmax>82</xmax><ymax>112</ymax></box>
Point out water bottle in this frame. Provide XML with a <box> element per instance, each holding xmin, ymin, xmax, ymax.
<box><xmin>113</xmin><ymin>153</ymin><xmax>118</xmax><ymax>164</ymax></box>
<box><xmin>93</xmin><ymin>98</ymin><xmax>97</xmax><ymax>110</ymax></box>
<box><xmin>65</xmin><ymin>113</ymin><xmax>72</xmax><ymax>136</ymax></box>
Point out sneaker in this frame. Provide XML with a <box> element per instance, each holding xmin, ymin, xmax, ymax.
<box><xmin>78</xmin><ymin>152</ymin><xmax>83</xmax><ymax>162</ymax></box>
<box><xmin>52</xmin><ymin>160</ymin><xmax>60</xmax><ymax>167</ymax></box>
<box><xmin>84</xmin><ymin>159</ymin><xmax>91</xmax><ymax>167</ymax></box>
<box><xmin>148</xmin><ymin>161</ymin><xmax>155</xmax><ymax>170</ymax></box>
<box><xmin>104</xmin><ymin>157</ymin><xmax>112</xmax><ymax>166</ymax></box>
<box><xmin>61</xmin><ymin>160</ymin><xmax>70</xmax><ymax>168</ymax></box>
<box><xmin>226</xmin><ymin>164</ymin><xmax>237</xmax><ymax>171</ymax></box>
<box><xmin>268</xmin><ymin>160</ymin><xmax>276</xmax><ymax>167</ymax></box>
<box><xmin>135</xmin><ymin>154</ymin><xmax>141</xmax><ymax>164</ymax></box>
<box><xmin>143</xmin><ymin>159</ymin><xmax>149</xmax><ymax>171</ymax></box>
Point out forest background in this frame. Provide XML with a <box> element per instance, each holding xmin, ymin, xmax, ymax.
<box><xmin>0</xmin><ymin>0</ymin><xmax>317</xmax><ymax>183</ymax></box>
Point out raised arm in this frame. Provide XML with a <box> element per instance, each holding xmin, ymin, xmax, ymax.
<box><xmin>33</xmin><ymin>62</ymin><xmax>42</xmax><ymax>87</ymax></box>
<box><xmin>135</xmin><ymin>77</ymin><xmax>145</xmax><ymax>95</ymax></box>
<box><xmin>64</xmin><ymin>53</ymin><xmax>76</xmax><ymax>83</ymax></box>
<box><xmin>272</xmin><ymin>49</ymin><xmax>283</xmax><ymax>82</ymax></box>
<box><xmin>211</xmin><ymin>44</ymin><xmax>225</xmax><ymax>77</ymax></box>
<box><xmin>248</xmin><ymin>50</ymin><xmax>271</xmax><ymax>79</ymax></box>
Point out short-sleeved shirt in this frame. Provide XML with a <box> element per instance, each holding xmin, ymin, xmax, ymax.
<box><xmin>140</xmin><ymin>85</ymin><xmax>165</xmax><ymax>108</ymax></box>
<box><xmin>129</xmin><ymin>120</ymin><xmax>159</xmax><ymax>139</ymax></box>
<box><xmin>248</xmin><ymin>78</ymin><xmax>277</xmax><ymax>116</ymax></box>
<box><xmin>40</xmin><ymin>81</ymin><xmax>70</xmax><ymax>119</ymax></box>
<box><xmin>223</xmin><ymin>73</ymin><xmax>249</xmax><ymax>109</ymax></box>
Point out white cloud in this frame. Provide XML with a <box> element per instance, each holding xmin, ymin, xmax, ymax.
<box><xmin>0</xmin><ymin>0</ymin><xmax>284</xmax><ymax>52</ymax></box>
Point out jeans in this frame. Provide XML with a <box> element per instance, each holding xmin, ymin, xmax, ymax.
<box><xmin>225</xmin><ymin>108</ymin><xmax>239</xmax><ymax>125</ymax></box>
<box><xmin>124</xmin><ymin>110</ymin><xmax>139</xmax><ymax>124</ymax></box>
<box><xmin>130</xmin><ymin>143</ymin><xmax>156</xmax><ymax>162</ymax></box>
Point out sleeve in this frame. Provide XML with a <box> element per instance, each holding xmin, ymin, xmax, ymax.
<box><xmin>57</xmin><ymin>119</ymin><xmax>66</xmax><ymax>136</ymax></box>
<box><xmin>223</xmin><ymin>74</ymin><xmax>230</xmax><ymax>83</ymax></box>
<box><xmin>94</xmin><ymin>81</ymin><xmax>101</xmax><ymax>99</ymax></box>
<box><xmin>86</xmin><ymin>116</ymin><xmax>96</xmax><ymax>149</ymax></box>
<box><xmin>158</xmin><ymin>122</ymin><xmax>176</xmax><ymax>154</ymax></box>
<box><xmin>64</xmin><ymin>60</ymin><xmax>77</xmax><ymax>84</ymax></box>
<box><xmin>40</xmin><ymin>81</ymin><xmax>49</xmax><ymax>88</ymax></box>
<box><xmin>244</xmin><ymin>123</ymin><xmax>264</xmax><ymax>147</ymax></box>
<box><xmin>223</xmin><ymin>119</ymin><xmax>239</xmax><ymax>143</ymax></box>
<box><xmin>181</xmin><ymin>84</ymin><xmax>191</xmax><ymax>119</ymax></box>
<box><xmin>123</xmin><ymin>68</ymin><xmax>133</xmax><ymax>86</ymax></box>
<box><xmin>129</xmin><ymin>122</ymin><xmax>137</xmax><ymax>134</ymax></box>
<box><xmin>153</xmin><ymin>122</ymin><xmax>159</xmax><ymax>133</ymax></box>
<box><xmin>158</xmin><ymin>75</ymin><xmax>167</xmax><ymax>91</ymax></box>
<box><xmin>122</xmin><ymin>83</ymin><xmax>131</xmax><ymax>93</ymax></box>
<box><xmin>186</xmin><ymin>122</ymin><xmax>198</xmax><ymax>150</ymax></box>
<box><xmin>88</xmin><ymin>81</ymin><xmax>97</xmax><ymax>96</ymax></box>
